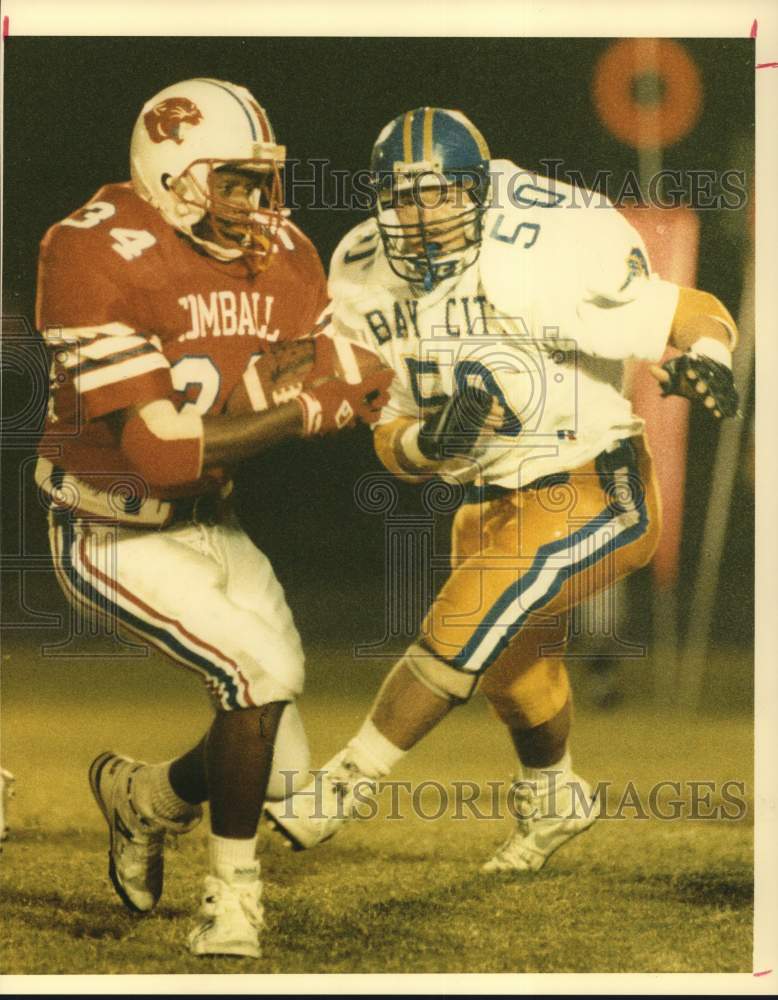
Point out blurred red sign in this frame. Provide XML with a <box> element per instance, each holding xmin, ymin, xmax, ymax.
<box><xmin>620</xmin><ymin>205</ymin><xmax>700</xmax><ymax>587</ymax></box>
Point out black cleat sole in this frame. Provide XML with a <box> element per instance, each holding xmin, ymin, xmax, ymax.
<box><xmin>263</xmin><ymin>808</ymin><xmax>307</xmax><ymax>852</ymax></box>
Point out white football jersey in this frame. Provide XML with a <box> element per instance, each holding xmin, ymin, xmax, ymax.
<box><xmin>328</xmin><ymin>160</ymin><xmax>679</xmax><ymax>488</ymax></box>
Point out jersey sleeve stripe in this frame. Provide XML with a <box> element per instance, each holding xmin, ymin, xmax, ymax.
<box><xmin>62</xmin><ymin>335</ymin><xmax>149</xmax><ymax>367</ymax></box>
<box><xmin>41</xmin><ymin>322</ymin><xmax>136</xmax><ymax>344</ymax></box>
<box><xmin>72</xmin><ymin>343</ymin><xmax>161</xmax><ymax>379</ymax></box>
<box><xmin>74</xmin><ymin>352</ymin><xmax>170</xmax><ymax>394</ymax></box>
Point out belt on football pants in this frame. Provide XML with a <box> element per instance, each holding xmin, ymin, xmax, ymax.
<box><xmin>166</xmin><ymin>492</ymin><xmax>233</xmax><ymax>527</ymax></box>
<box><xmin>460</xmin><ymin>437</ymin><xmax>639</xmax><ymax>507</ymax></box>
<box><xmin>37</xmin><ymin>459</ymin><xmax>236</xmax><ymax>529</ymax></box>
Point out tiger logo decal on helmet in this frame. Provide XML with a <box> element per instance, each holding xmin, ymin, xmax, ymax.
<box><xmin>131</xmin><ymin>79</ymin><xmax>287</xmax><ymax>272</ymax></box>
<box><xmin>143</xmin><ymin>97</ymin><xmax>203</xmax><ymax>145</ymax></box>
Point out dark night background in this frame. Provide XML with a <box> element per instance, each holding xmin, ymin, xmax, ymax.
<box><xmin>1</xmin><ymin>37</ymin><xmax>754</xmax><ymax>688</ymax></box>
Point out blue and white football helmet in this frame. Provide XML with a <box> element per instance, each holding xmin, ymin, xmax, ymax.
<box><xmin>368</xmin><ymin>108</ymin><xmax>491</xmax><ymax>291</ymax></box>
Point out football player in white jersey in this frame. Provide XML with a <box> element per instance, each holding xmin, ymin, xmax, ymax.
<box><xmin>266</xmin><ymin>108</ymin><xmax>740</xmax><ymax>872</ymax></box>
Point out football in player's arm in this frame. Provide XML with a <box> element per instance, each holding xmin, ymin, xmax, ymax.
<box><xmin>266</xmin><ymin>107</ymin><xmax>739</xmax><ymax>872</ymax></box>
<box><xmin>373</xmin><ymin>282</ymin><xmax>737</xmax><ymax>484</ymax></box>
<box><xmin>35</xmin><ymin>78</ymin><xmax>390</xmax><ymax>959</ymax></box>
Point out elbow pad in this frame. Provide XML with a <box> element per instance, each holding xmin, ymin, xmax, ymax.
<box><xmin>673</xmin><ymin>288</ymin><xmax>738</xmax><ymax>349</ymax></box>
<box><xmin>121</xmin><ymin>400</ymin><xmax>204</xmax><ymax>488</ymax></box>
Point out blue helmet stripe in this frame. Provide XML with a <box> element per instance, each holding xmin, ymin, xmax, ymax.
<box><xmin>198</xmin><ymin>78</ymin><xmax>257</xmax><ymax>141</ymax></box>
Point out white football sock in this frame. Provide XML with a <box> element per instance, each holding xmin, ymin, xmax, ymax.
<box><xmin>133</xmin><ymin>762</ymin><xmax>196</xmax><ymax>824</ymax></box>
<box><xmin>209</xmin><ymin>833</ymin><xmax>259</xmax><ymax>881</ymax></box>
<box><xmin>346</xmin><ymin>719</ymin><xmax>406</xmax><ymax>778</ymax></box>
<box><xmin>517</xmin><ymin>749</ymin><xmax>573</xmax><ymax>790</ymax></box>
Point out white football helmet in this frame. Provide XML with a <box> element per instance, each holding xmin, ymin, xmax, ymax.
<box><xmin>130</xmin><ymin>78</ymin><xmax>287</xmax><ymax>270</ymax></box>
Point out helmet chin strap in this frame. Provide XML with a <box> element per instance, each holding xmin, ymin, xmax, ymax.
<box><xmin>413</xmin><ymin>243</ymin><xmax>468</xmax><ymax>292</ymax></box>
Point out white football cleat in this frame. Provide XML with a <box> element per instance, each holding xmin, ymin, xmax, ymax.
<box><xmin>89</xmin><ymin>751</ymin><xmax>202</xmax><ymax>913</ymax></box>
<box><xmin>188</xmin><ymin>865</ymin><xmax>264</xmax><ymax>958</ymax></box>
<box><xmin>482</xmin><ymin>771</ymin><xmax>599</xmax><ymax>874</ymax></box>
<box><xmin>264</xmin><ymin>750</ymin><xmax>376</xmax><ymax>850</ymax></box>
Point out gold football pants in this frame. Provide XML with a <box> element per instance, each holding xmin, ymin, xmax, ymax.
<box><xmin>420</xmin><ymin>436</ymin><xmax>661</xmax><ymax>727</ymax></box>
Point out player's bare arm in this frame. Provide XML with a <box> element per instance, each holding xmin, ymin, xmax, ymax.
<box><xmin>36</xmin><ymin>77</ymin><xmax>392</xmax><ymax>960</ymax></box>
<box><xmin>120</xmin><ymin>368</ymin><xmax>390</xmax><ymax>485</ymax></box>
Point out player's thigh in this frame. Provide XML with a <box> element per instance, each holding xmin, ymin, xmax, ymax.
<box><xmin>450</xmin><ymin>500</ymin><xmax>487</xmax><ymax>567</ymax></box>
<box><xmin>420</xmin><ymin>489</ymin><xmax>574</xmax><ymax>667</ymax></box>
<box><xmin>450</xmin><ymin>486</ymin><xmax>521</xmax><ymax>568</ymax></box>
<box><xmin>216</xmin><ymin>516</ymin><xmax>304</xmax><ymax>659</ymax></box>
<box><xmin>52</xmin><ymin>514</ymin><xmax>304</xmax><ymax>708</ymax></box>
<box><xmin>505</xmin><ymin>437</ymin><xmax>661</xmax><ymax>617</ymax></box>
<box><xmin>421</xmin><ymin>436</ymin><xmax>660</xmax><ymax>677</ymax></box>
<box><xmin>219</xmin><ymin>519</ymin><xmax>302</xmax><ymax>634</ymax></box>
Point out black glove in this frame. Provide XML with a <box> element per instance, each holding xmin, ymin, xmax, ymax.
<box><xmin>656</xmin><ymin>352</ymin><xmax>740</xmax><ymax>419</ymax></box>
<box><xmin>417</xmin><ymin>387</ymin><xmax>494</xmax><ymax>461</ymax></box>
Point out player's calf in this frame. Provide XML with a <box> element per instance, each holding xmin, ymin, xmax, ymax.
<box><xmin>265</xmin><ymin>648</ymin><xmax>470</xmax><ymax>850</ymax></box>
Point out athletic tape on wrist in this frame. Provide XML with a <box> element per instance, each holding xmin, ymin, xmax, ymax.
<box><xmin>690</xmin><ymin>336</ymin><xmax>732</xmax><ymax>368</ymax></box>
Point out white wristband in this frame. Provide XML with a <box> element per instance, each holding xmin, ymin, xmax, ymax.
<box><xmin>400</xmin><ymin>422</ymin><xmax>433</xmax><ymax>468</ymax></box>
<box><xmin>690</xmin><ymin>336</ymin><xmax>732</xmax><ymax>368</ymax></box>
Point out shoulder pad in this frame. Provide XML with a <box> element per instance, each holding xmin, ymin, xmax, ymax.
<box><xmin>43</xmin><ymin>183</ymin><xmax>161</xmax><ymax>241</ymax></box>
<box><xmin>278</xmin><ymin>217</ymin><xmax>318</xmax><ymax>256</ymax></box>
<box><xmin>40</xmin><ymin>183</ymin><xmax>166</xmax><ymax>270</ymax></box>
<box><xmin>273</xmin><ymin>217</ymin><xmax>326</xmax><ymax>281</ymax></box>
<box><xmin>36</xmin><ymin>184</ymin><xmax>166</xmax><ymax>330</ymax></box>
<box><xmin>330</xmin><ymin>220</ymin><xmax>380</xmax><ymax>279</ymax></box>
<box><xmin>489</xmin><ymin>159</ymin><xmax>615</xmax><ymax>213</ymax></box>
<box><xmin>327</xmin><ymin>221</ymin><xmax>388</xmax><ymax>333</ymax></box>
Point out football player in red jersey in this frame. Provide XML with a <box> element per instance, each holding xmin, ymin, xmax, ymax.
<box><xmin>36</xmin><ymin>78</ymin><xmax>391</xmax><ymax>958</ymax></box>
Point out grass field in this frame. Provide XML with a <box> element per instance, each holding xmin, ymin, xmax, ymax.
<box><xmin>0</xmin><ymin>643</ymin><xmax>753</xmax><ymax>975</ymax></box>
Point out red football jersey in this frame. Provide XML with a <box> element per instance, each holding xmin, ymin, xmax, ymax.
<box><xmin>36</xmin><ymin>182</ymin><xmax>328</xmax><ymax>523</ymax></box>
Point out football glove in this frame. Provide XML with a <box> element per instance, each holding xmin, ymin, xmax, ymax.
<box><xmin>417</xmin><ymin>386</ymin><xmax>494</xmax><ymax>461</ymax></box>
<box><xmin>654</xmin><ymin>352</ymin><xmax>740</xmax><ymax>419</ymax></box>
<box><xmin>297</xmin><ymin>370</ymin><xmax>393</xmax><ymax>436</ymax></box>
